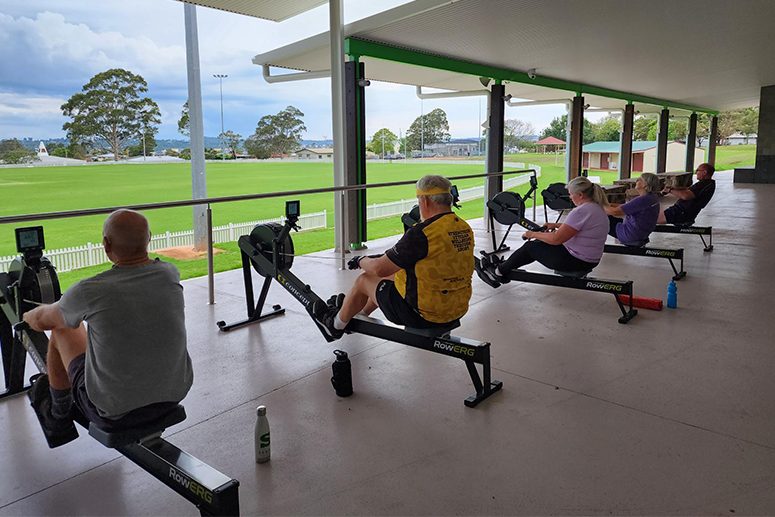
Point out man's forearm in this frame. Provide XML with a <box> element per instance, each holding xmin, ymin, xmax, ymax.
<box><xmin>23</xmin><ymin>303</ymin><xmax>67</xmax><ymax>331</ymax></box>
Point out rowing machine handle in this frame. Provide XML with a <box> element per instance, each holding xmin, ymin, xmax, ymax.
<box><xmin>14</xmin><ymin>321</ymin><xmax>31</xmax><ymax>334</ymax></box>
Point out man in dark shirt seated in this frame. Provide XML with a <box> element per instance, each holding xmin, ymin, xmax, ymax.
<box><xmin>658</xmin><ymin>163</ymin><xmax>716</xmax><ymax>226</ymax></box>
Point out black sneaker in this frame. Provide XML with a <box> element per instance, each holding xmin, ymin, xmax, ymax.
<box><xmin>326</xmin><ymin>293</ymin><xmax>345</xmax><ymax>310</ymax></box>
<box><xmin>312</xmin><ymin>300</ymin><xmax>344</xmax><ymax>341</ymax></box>
<box><xmin>475</xmin><ymin>257</ymin><xmax>508</xmax><ymax>288</ymax></box>
<box><xmin>27</xmin><ymin>374</ymin><xmax>79</xmax><ymax>448</ymax></box>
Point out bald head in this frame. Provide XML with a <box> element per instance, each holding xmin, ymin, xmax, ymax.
<box><xmin>103</xmin><ymin>209</ymin><xmax>151</xmax><ymax>260</ymax></box>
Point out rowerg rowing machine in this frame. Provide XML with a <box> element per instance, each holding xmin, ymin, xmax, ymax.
<box><xmin>486</xmin><ymin>173</ymin><xmax>545</xmax><ymax>254</ymax></box>
<box><xmin>476</xmin><ymin>253</ymin><xmax>638</xmax><ymax>324</ymax></box>
<box><xmin>218</xmin><ymin>200</ymin><xmax>502</xmax><ymax>407</ymax></box>
<box><xmin>603</xmin><ymin>240</ymin><xmax>686</xmax><ymax>281</ymax></box>
<box><xmin>652</xmin><ymin>224</ymin><xmax>713</xmax><ymax>252</ymax></box>
<box><xmin>0</xmin><ymin>227</ymin><xmax>240</xmax><ymax>516</ymax></box>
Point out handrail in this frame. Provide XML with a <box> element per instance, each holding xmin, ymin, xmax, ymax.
<box><xmin>0</xmin><ymin>169</ymin><xmax>534</xmax><ymax>225</ymax></box>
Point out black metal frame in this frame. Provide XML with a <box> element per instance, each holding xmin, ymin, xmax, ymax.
<box><xmin>603</xmin><ymin>244</ymin><xmax>686</xmax><ymax>281</ymax></box>
<box><xmin>218</xmin><ymin>208</ymin><xmax>502</xmax><ymax>407</ymax></box>
<box><xmin>652</xmin><ymin>224</ymin><xmax>713</xmax><ymax>251</ymax></box>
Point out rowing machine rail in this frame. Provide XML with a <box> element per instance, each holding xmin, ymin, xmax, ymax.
<box><xmin>652</xmin><ymin>224</ymin><xmax>713</xmax><ymax>251</ymax></box>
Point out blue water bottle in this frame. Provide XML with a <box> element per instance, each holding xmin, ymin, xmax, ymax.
<box><xmin>667</xmin><ymin>281</ymin><xmax>677</xmax><ymax>308</ymax></box>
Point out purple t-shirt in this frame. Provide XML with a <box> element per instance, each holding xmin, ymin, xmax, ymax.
<box><xmin>562</xmin><ymin>202</ymin><xmax>608</xmax><ymax>263</ymax></box>
<box><xmin>616</xmin><ymin>193</ymin><xmax>660</xmax><ymax>244</ymax></box>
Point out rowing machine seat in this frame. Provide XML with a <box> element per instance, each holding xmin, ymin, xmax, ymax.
<box><xmin>405</xmin><ymin>320</ymin><xmax>460</xmax><ymax>338</ymax></box>
<box><xmin>88</xmin><ymin>405</ymin><xmax>187</xmax><ymax>448</ymax></box>
<box><xmin>622</xmin><ymin>238</ymin><xmax>650</xmax><ymax>248</ymax></box>
<box><xmin>554</xmin><ymin>269</ymin><xmax>592</xmax><ymax>278</ymax></box>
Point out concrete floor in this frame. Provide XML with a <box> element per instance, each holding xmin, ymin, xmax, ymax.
<box><xmin>1</xmin><ymin>170</ymin><xmax>774</xmax><ymax>515</ymax></box>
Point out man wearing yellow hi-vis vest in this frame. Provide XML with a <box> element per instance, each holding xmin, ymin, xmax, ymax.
<box><xmin>315</xmin><ymin>175</ymin><xmax>475</xmax><ymax>341</ymax></box>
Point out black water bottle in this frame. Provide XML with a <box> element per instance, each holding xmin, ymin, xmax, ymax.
<box><xmin>331</xmin><ymin>350</ymin><xmax>353</xmax><ymax>397</ymax></box>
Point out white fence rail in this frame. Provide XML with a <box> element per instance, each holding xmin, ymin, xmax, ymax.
<box><xmin>0</xmin><ymin>211</ymin><xmax>327</xmax><ymax>274</ymax></box>
<box><xmin>0</xmin><ymin>166</ymin><xmax>540</xmax><ymax>274</ymax></box>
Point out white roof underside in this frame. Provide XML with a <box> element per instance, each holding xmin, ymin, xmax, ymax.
<box><xmin>254</xmin><ymin>0</ymin><xmax>775</xmax><ymax>114</ymax></box>
<box><xmin>174</xmin><ymin>0</ymin><xmax>326</xmax><ymax>22</ymax></box>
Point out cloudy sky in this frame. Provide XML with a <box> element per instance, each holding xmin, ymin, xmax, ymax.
<box><xmin>0</xmin><ymin>0</ymin><xmax>582</xmax><ymax>142</ymax></box>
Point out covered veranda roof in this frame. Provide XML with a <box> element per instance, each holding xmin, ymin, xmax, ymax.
<box><xmin>253</xmin><ymin>0</ymin><xmax>775</xmax><ymax>115</ymax></box>
<box><xmin>172</xmin><ymin>0</ymin><xmax>326</xmax><ymax>22</ymax></box>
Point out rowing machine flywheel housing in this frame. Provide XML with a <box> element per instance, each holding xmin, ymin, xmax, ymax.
<box><xmin>249</xmin><ymin>223</ymin><xmax>294</xmax><ymax>277</ymax></box>
<box><xmin>490</xmin><ymin>191</ymin><xmax>526</xmax><ymax>225</ymax></box>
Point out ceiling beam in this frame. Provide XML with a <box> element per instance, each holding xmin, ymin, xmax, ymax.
<box><xmin>345</xmin><ymin>38</ymin><xmax>718</xmax><ymax>116</ymax></box>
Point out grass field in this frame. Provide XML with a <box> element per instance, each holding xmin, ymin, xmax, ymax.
<box><xmin>0</xmin><ymin>145</ymin><xmax>754</xmax><ymax>289</ymax></box>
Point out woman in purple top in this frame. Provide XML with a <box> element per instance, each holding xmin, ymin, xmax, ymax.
<box><xmin>478</xmin><ymin>177</ymin><xmax>610</xmax><ymax>285</ymax></box>
<box><xmin>604</xmin><ymin>173</ymin><xmax>661</xmax><ymax>245</ymax></box>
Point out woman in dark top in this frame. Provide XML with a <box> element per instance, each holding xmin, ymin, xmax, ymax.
<box><xmin>605</xmin><ymin>173</ymin><xmax>661</xmax><ymax>244</ymax></box>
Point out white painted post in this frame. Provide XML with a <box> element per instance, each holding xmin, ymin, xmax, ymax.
<box><xmin>166</xmin><ymin>231</ymin><xmax>172</xmax><ymax>248</ymax></box>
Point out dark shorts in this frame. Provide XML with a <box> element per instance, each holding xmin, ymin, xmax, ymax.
<box><xmin>375</xmin><ymin>280</ymin><xmax>454</xmax><ymax>329</ymax></box>
<box><xmin>67</xmin><ymin>354</ymin><xmax>179</xmax><ymax>431</ymax></box>
<box><xmin>663</xmin><ymin>205</ymin><xmax>695</xmax><ymax>226</ymax></box>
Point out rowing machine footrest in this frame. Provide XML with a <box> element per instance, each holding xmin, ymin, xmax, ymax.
<box><xmin>88</xmin><ymin>405</ymin><xmax>187</xmax><ymax>448</ymax></box>
<box><xmin>553</xmin><ymin>270</ymin><xmax>591</xmax><ymax>278</ymax></box>
<box><xmin>623</xmin><ymin>238</ymin><xmax>649</xmax><ymax>247</ymax></box>
<box><xmin>405</xmin><ymin>320</ymin><xmax>460</xmax><ymax>338</ymax></box>
<box><xmin>672</xmin><ymin>221</ymin><xmax>696</xmax><ymax>228</ymax></box>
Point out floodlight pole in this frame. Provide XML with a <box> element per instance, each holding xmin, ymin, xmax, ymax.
<box><xmin>214</xmin><ymin>74</ymin><xmax>228</xmax><ymax>160</ymax></box>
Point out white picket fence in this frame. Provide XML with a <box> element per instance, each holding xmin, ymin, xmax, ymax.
<box><xmin>0</xmin><ymin>211</ymin><xmax>327</xmax><ymax>274</ymax></box>
<box><xmin>0</xmin><ymin>166</ymin><xmax>540</xmax><ymax>274</ymax></box>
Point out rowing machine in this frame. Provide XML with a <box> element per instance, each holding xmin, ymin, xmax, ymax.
<box><xmin>652</xmin><ymin>224</ymin><xmax>713</xmax><ymax>252</ymax></box>
<box><xmin>603</xmin><ymin>241</ymin><xmax>686</xmax><ymax>281</ymax></box>
<box><xmin>217</xmin><ymin>200</ymin><xmax>502</xmax><ymax>407</ymax></box>
<box><xmin>476</xmin><ymin>254</ymin><xmax>638</xmax><ymax>324</ymax></box>
<box><xmin>485</xmin><ymin>173</ymin><xmax>545</xmax><ymax>254</ymax></box>
<box><xmin>0</xmin><ymin>227</ymin><xmax>240</xmax><ymax>516</ymax></box>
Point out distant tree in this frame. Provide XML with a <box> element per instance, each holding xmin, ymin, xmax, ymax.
<box><xmin>180</xmin><ymin>148</ymin><xmax>191</xmax><ymax>160</ymax></box>
<box><xmin>50</xmin><ymin>147</ymin><xmax>69</xmax><ymax>158</ymax></box>
<box><xmin>245</xmin><ymin>106</ymin><xmax>306</xmax><ymax>158</ymax></box>
<box><xmin>592</xmin><ymin>116</ymin><xmax>621</xmax><ymax>142</ymax></box>
<box><xmin>127</xmin><ymin>132</ymin><xmax>158</xmax><ymax>156</ymax></box>
<box><xmin>366</xmin><ymin>128</ymin><xmax>398</xmax><ymax>157</ymax></box>
<box><xmin>406</xmin><ymin>108</ymin><xmax>450</xmax><ymax>152</ymax></box>
<box><xmin>739</xmin><ymin>107</ymin><xmax>759</xmax><ymax>138</ymax></box>
<box><xmin>398</xmin><ymin>136</ymin><xmax>408</xmax><ymax>155</ymax></box>
<box><xmin>2</xmin><ymin>149</ymin><xmax>37</xmax><ymax>164</ymax></box>
<box><xmin>646</xmin><ymin>119</ymin><xmax>688</xmax><ymax>141</ymax></box>
<box><xmin>218</xmin><ymin>130</ymin><xmax>243</xmax><ymax>158</ymax></box>
<box><xmin>61</xmin><ymin>68</ymin><xmax>161</xmax><ymax>161</ymax></box>
<box><xmin>0</xmin><ymin>138</ymin><xmax>26</xmax><ymax>155</ymax></box>
<box><xmin>633</xmin><ymin>118</ymin><xmax>655</xmax><ymax>141</ymax></box>
<box><xmin>204</xmin><ymin>148</ymin><xmax>219</xmax><ymax>160</ymax></box>
<box><xmin>178</xmin><ymin>100</ymin><xmax>190</xmax><ymax>137</ymax></box>
<box><xmin>540</xmin><ymin>115</ymin><xmax>593</xmax><ymax>144</ymax></box>
<box><xmin>504</xmin><ymin>118</ymin><xmax>536</xmax><ymax>149</ymax></box>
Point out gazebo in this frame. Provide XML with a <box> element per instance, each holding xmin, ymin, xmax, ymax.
<box><xmin>534</xmin><ymin>136</ymin><xmax>566</xmax><ymax>154</ymax></box>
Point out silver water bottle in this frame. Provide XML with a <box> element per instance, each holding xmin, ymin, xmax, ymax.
<box><xmin>254</xmin><ymin>405</ymin><xmax>270</xmax><ymax>463</ymax></box>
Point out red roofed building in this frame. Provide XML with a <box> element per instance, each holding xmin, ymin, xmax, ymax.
<box><xmin>534</xmin><ymin>136</ymin><xmax>566</xmax><ymax>154</ymax></box>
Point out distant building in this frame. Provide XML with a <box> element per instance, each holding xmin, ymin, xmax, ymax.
<box><xmin>582</xmin><ymin>141</ymin><xmax>705</xmax><ymax>173</ymax></box>
<box><xmin>699</xmin><ymin>133</ymin><xmax>757</xmax><ymax>146</ymax></box>
<box><xmin>37</xmin><ymin>141</ymin><xmax>48</xmax><ymax>155</ymax></box>
<box><xmin>296</xmin><ymin>147</ymin><xmax>334</xmax><ymax>160</ymax></box>
<box><xmin>423</xmin><ymin>140</ymin><xmax>479</xmax><ymax>157</ymax></box>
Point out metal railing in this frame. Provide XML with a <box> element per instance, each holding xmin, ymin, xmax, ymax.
<box><xmin>0</xmin><ymin>168</ymin><xmax>536</xmax><ymax>304</ymax></box>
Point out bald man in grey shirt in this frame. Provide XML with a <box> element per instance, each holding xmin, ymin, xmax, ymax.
<box><xmin>23</xmin><ymin>209</ymin><xmax>193</xmax><ymax>448</ymax></box>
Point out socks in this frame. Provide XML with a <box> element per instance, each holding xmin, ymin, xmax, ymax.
<box><xmin>333</xmin><ymin>314</ymin><xmax>348</xmax><ymax>331</ymax></box>
<box><xmin>50</xmin><ymin>386</ymin><xmax>73</xmax><ymax>420</ymax></box>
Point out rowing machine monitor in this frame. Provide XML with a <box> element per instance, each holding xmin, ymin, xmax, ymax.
<box><xmin>286</xmin><ymin>200</ymin><xmax>300</xmax><ymax>221</ymax></box>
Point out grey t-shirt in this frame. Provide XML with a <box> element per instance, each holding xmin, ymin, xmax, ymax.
<box><xmin>58</xmin><ymin>259</ymin><xmax>194</xmax><ymax>418</ymax></box>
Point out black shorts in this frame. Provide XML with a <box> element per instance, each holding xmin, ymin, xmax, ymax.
<box><xmin>67</xmin><ymin>354</ymin><xmax>179</xmax><ymax>431</ymax></box>
<box><xmin>375</xmin><ymin>280</ymin><xmax>453</xmax><ymax>329</ymax></box>
<box><xmin>663</xmin><ymin>205</ymin><xmax>695</xmax><ymax>226</ymax></box>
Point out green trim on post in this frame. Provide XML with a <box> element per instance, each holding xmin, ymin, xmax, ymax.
<box><xmin>345</xmin><ymin>38</ymin><xmax>718</xmax><ymax>116</ymax></box>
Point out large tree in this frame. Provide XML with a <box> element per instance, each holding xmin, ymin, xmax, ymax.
<box><xmin>540</xmin><ymin>115</ymin><xmax>593</xmax><ymax>144</ymax></box>
<box><xmin>0</xmin><ymin>139</ymin><xmax>36</xmax><ymax>164</ymax></box>
<box><xmin>366</xmin><ymin>128</ymin><xmax>398</xmax><ymax>157</ymax></box>
<box><xmin>218</xmin><ymin>130</ymin><xmax>243</xmax><ymax>158</ymax></box>
<box><xmin>406</xmin><ymin>108</ymin><xmax>450</xmax><ymax>152</ymax></box>
<box><xmin>61</xmin><ymin>68</ymin><xmax>161</xmax><ymax>161</ymax></box>
<box><xmin>592</xmin><ymin>116</ymin><xmax>621</xmax><ymax>142</ymax></box>
<box><xmin>244</xmin><ymin>106</ymin><xmax>306</xmax><ymax>158</ymax></box>
<box><xmin>178</xmin><ymin>100</ymin><xmax>190</xmax><ymax>137</ymax></box>
<box><xmin>504</xmin><ymin>118</ymin><xmax>536</xmax><ymax>149</ymax></box>
<box><xmin>633</xmin><ymin>118</ymin><xmax>655</xmax><ymax>141</ymax></box>
<box><xmin>647</xmin><ymin>119</ymin><xmax>688</xmax><ymax>142</ymax></box>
